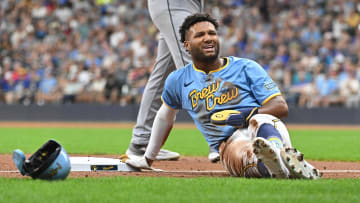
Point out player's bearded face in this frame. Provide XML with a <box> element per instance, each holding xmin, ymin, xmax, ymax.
<box><xmin>186</xmin><ymin>22</ymin><xmax>220</xmax><ymax>62</ymax></box>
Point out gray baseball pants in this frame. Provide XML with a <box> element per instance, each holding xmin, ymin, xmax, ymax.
<box><xmin>131</xmin><ymin>0</ymin><xmax>204</xmax><ymax>145</ymax></box>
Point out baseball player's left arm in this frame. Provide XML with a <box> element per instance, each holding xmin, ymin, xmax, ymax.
<box><xmin>211</xmin><ymin>60</ymin><xmax>288</xmax><ymax>127</ymax></box>
<box><xmin>258</xmin><ymin>94</ymin><xmax>288</xmax><ymax>119</ymax></box>
<box><xmin>211</xmin><ymin>95</ymin><xmax>288</xmax><ymax>128</ymax></box>
<box><xmin>126</xmin><ymin>104</ymin><xmax>178</xmax><ymax>169</ymax></box>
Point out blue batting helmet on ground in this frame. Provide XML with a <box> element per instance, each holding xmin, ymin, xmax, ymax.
<box><xmin>13</xmin><ymin>139</ymin><xmax>71</xmax><ymax>180</ymax></box>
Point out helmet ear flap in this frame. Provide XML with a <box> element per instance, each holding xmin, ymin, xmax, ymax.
<box><xmin>12</xmin><ymin>149</ymin><xmax>26</xmax><ymax>175</ymax></box>
<box><xmin>13</xmin><ymin>140</ymin><xmax>71</xmax><ymax>180</ymax></box>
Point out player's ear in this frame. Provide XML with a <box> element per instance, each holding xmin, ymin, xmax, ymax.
<box><xmin>184</xmin><ymin>41</ymin><xmax>190</xmax><ymax>53</ymax></box>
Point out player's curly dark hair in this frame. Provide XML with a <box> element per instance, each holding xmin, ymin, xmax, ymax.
<box><xmin>179</xmin><ymin>13</ymin><xmax>219</xmax><ymax>43</ymax></box>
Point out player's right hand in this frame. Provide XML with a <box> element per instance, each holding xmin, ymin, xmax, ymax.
<box><xmin>125</xmin><ymin>156</ymin><xmax>153</xmax><ymax>170</ymax></box>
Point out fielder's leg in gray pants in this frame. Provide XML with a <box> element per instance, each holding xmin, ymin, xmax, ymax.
<box><xmin>127</xmin><ymin>0</ymin><xmax>204</xmax><ymax>160</ymax></box>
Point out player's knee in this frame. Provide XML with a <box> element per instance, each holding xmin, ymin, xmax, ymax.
<box><xmin>249</xmin><ymin>114</ymin><xmax>278</xmax><ymax>128</ymax></box>
<box><xmin>249</xmin><ymin>114</ymin><xmax>283</xmax><ymax>135</ymax></box>
<box><xmin>249</xmin><ymin>114</ymin><xmax>284</xmax><ymax>148</ymax></box>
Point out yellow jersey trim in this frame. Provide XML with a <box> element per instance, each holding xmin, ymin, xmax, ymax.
<box><xmin>261</xmin><ymin>93</ymin><xmax>281</xmax><ymax>105</ymax></box>
<box><xmin>268</xmin><ymin>137</ymin><xmax>282</xmax><ymax>143</ymax></box>
<box><xmin>192</xmin><ymin>57</ymin><xmax>229</xmax><ymax>74</ymax></box>
<box><xmin>240</xmin><ymin>163</ymin><xmax>256</xmax><ymax>177</ymax></box>
<box><xmin>245</xmin><ymin>107</ymin><xmax>258</xmax><ymax>122</ymax></box>
<box><xmin>161</xmin><ymin>96</ymin><xmax>177</xmax><ymax>110</ymax></box>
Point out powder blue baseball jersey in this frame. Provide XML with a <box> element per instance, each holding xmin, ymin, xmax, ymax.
<box><xmin>162</xmin><ymin>56</ymin><xmax>281</xmax><ymax>150</ymax></box>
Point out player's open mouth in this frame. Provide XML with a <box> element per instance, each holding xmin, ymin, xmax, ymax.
<box><xmin>203</xmin><ymin>44</ymin><xmax>215</xmax><ymax>52</ymax></box>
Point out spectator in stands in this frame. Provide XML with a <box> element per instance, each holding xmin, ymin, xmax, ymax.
<box><xmin>0</xmin><ymin>58</ymin><xmax>15</xmax><ymax>104</ymax></box>
<box><xmin>312</xmin><ymin>66</ymin><xmax>341</xmax><ymax>107</ymax></box>
<box><xmin>36</xmin><ymin>70</ymin><xmax>61</xmax><ymax>105</ymax></box>
<box><xmin>339</xmin><ymin>59</ymin><xmax>360</xmax><ymax>108</ymax></box>
<box><xmin>103</xmin><ymin>61</ymin><xmax>129</xmax><ymax>104</ymax></box>
<box><xmin>1</xmin><ymin>0</ymin><xmax>360</xmax><ymax>108</ymax></box>
<box><xmin>87</xmin><ymin>68</ymin><xmax>106</xmax><ymax>104</ymax></box>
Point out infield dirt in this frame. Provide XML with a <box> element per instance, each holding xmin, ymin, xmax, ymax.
<box><xmin>1</xmin><ymin>122</ymin><xmax>360</xmax><ymax>179</ymax></box>
<box><xmin>1</xmin><ymin>154</ymin><xmax>360</xmax><ymax>179</ymax></box>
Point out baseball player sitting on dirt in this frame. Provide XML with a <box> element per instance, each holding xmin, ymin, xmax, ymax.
<box><xmin>126</xmin><ymin>13</ymin><xmax>321</xmax><ymax>179</ymax></box>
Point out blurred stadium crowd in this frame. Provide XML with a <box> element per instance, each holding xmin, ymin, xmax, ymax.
<box><xmin>1</xmin><ymin>0</ymin><xmax>360</xmax><ymax>108</ymax></box>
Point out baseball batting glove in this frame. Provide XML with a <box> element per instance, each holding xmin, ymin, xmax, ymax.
<box><xmin>210</xmin><ymin>107</ymin><xmax>258</xmax><ymax>127</ymax></box>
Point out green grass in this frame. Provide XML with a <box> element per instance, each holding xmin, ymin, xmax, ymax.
<box><xmin>1</xmin><ymin>126</ymin><xmax>360</xmax><ymax>203</ymax></box>
<box><xmin>0</xmin><ymin>127</ymin><xmax>209</xmax><ymax>155</ymax></box>
<box><xmin>289</xmin><ymin>129</ymin><xmax>360</xmax><ymax>161</ymax></box>
<box><xmin>0</xmin><ymin>177</ymin><xmax>359</xmax><ymax>203</ymax></box>
<box><xmin>1</xmin><ymin>127</ymin><xmax>360</xmax><ymax>161</ymax></box>
<box><xmin>0</xmin><ymin>128</ymin><xmax>134</xmax><ymax>154</ymax></box>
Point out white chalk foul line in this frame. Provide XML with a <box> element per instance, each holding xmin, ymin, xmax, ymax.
<box><xmin>1</xmin><ymin>170</ymin><xmax>360</xmax><ymax>173</ymax></box>
<box><xmin>150</xmin><ymin>170</ymin><xmax>360</xmax><ymax>174</ymax></box>
<box><xmin>0</xmin><ymin>170</ymin><xmax>19</xmax><ymax>173</ymax></box>
<box><xmin>320</xmin><ymin>170</ymin><xmax>360</xmax><ymax>173</ymax></box>
<box><xmin>143</xmin><ymin>169</ymin><xmax>228</xmax><ymax>173</ymax></box>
